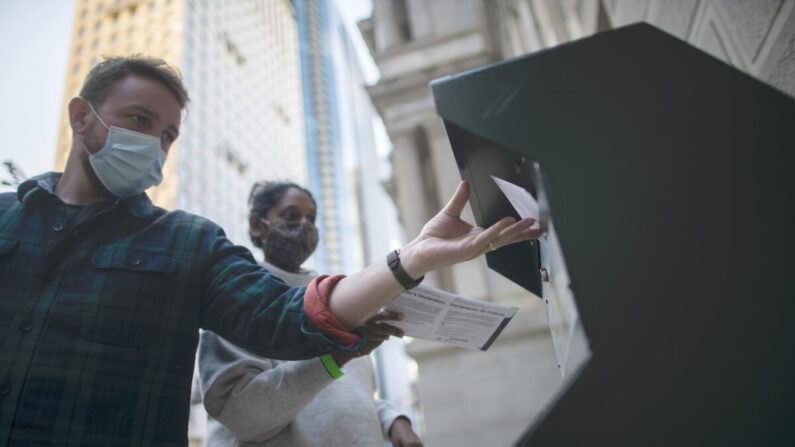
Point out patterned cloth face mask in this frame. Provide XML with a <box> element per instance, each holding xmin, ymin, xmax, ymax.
<box><xmin>261</xmin><ymin>219</ymin><xmax>319</xmax><ymax>271</ymax></box>
<box><xmin>83</xmin><ymin>99</ymin><xmax>166</xmax><ymax>198</ymax></box>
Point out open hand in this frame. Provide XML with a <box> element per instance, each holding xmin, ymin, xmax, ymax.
<box><xmin>401</xmin><ymin>181</ymin><xmax>539</xmax><ymax>276</ymax></box>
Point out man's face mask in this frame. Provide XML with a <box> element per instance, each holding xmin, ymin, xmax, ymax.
<box><xmin>82</xmin><ymin>99</ymin><xmax>166</xmax><ymax>198</ymax></box>
<box><xmin>261</xmin><ymin>218</ymin><xmax>319</xmax><ymax>272</ymax></box>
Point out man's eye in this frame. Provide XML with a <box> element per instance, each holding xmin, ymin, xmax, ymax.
<box><xmin>131</xmin><ymin>114</ymin><xmax>148</xmax><ymax>125</ymax></box>
<box><xmin>163</xmin><ymin>132</ymin><xmax>176</xmax><ymax>144</ymax></box>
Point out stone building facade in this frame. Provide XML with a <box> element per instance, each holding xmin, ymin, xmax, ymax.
<box><xmin>359</xmin><ymin>1</ymin><xmax>794</xmax><ymax>445</ymax></box>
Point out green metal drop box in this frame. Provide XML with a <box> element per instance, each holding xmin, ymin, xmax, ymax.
<box><xmin>431</xmin><ymin>23</ymin><xmax>794</xmax><ymax>446</ymax></box>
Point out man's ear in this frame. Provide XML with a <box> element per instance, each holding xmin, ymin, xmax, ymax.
<box><xmin>68</xmin><ymin>97</ymin><xmax>92</xmax><ymax>134</ymax></box>
<box><xmin>249</xmin><ymin>215</ymin><xmax>268</xmax><ymax>241</ymax></box>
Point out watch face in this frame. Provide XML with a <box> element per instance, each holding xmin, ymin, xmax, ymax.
<box><xmin>387</xmin><ymin>250</ymin><xmax>400</xmax><ymax>269</ymax></box>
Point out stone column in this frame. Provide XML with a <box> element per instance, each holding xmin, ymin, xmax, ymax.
<box><xmin>390</xmin><ymin>129</ymin><xmax>448</xmax><ymax>288</ymax></box>
<box><xmin>390</xmin><ymin>130</ymin><xmax>427</xmax><ymax>239</ymax></box>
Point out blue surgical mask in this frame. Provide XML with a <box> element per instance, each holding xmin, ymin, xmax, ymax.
<box><xmin>83</xmin><ymin>100</ymin><xmax>167</xmax><ymax>198</ymax></box>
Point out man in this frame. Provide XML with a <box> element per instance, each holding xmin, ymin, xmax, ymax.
<box><xmin>0</xmin><ymin>56</ymin><xmax>538</xmax><ymax>445</ymax></box>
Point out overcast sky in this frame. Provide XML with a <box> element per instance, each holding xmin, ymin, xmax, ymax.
<box><xmin>0</xmin><ymin>0</ymin><xmax>375</xmax><ymax>187</ymax></box>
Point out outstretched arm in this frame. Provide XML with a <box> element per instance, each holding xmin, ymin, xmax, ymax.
<box><xmin>328</xmin><ymin>181</ymin><xmax>538</xmax><ymax>329</ymax></box>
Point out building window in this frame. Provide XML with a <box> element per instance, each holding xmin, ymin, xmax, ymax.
<box><xmin>95</xmin><ymin>20</ymin><xmax>102</xmax><ymax>31</ymax></box>
<box><xmin>75</xmin><ymin>45</ymin><xmax>83</xmax><ymax>55</ymax></box>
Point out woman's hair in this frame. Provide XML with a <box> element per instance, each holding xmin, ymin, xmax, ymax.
<box><xmin>248</xmin><ymin>181</ymin><xmax>316</xmax><ymax>247</ymax></box>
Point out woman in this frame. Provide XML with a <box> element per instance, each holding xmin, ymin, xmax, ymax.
<box><xmin>199</xmin><ymin>181</ymin><xmax>423</xmax><ymax>447</ymax></box>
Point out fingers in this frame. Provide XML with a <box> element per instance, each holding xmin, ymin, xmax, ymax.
<box><xmin>472</xmin><ymin>216</ymin><xmax>518</xmax><ymax>251</ymax></box>
<box><xmin>440</xmin><ymin>181</ymin><xmax>470</xmax><ymax>218</ymax></box>
<box><xmin>366</xmin><ymin>322</ymin><xmax>404</xmax><ymax>339</ymax></box>
<box><xmin>357</xmin><ymin>310</ymin><xmax>405</xmax><ymax>339</ymax></box>
<box><xmin>496</xmin><ymin>217</ymin><xmax>539</xmax><ymax>245</ymax></box>
<box><xmin>479</xmin><ymin>217</ymin><xmax>538</xmax><ymax>254</ymax></box>
<box><xmin>371</xmin><ymin>309</ymin><xmax>402</xmax><ymax>323</ymax></box>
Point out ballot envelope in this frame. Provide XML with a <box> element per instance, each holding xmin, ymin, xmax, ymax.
<box><xmin>431</xmin><ymin>23</ymin><xmax>795</xmax><ymax>446</ymax></box>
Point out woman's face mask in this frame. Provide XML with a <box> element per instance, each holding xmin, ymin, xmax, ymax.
<box><xmin>261</xmin><ymin>219</ymin><xmax>319</xmax><ymax>272</ymax></box>
<box><xmin>257</xmin><ymin>186</ymin><xmax>319</xmax><ymax>272</ymax></box>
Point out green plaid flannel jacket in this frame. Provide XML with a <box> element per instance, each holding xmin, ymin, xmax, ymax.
<box><xmin>0</xmin><ymin>173</ymin><xmax>350</xmax><ymax>446</ymax></box>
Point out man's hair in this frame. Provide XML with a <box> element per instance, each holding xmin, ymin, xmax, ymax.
<box><xmin>248</xmin><ymin>181</ymin><xmax>316</xmax><ymax>248</ymax></box>
<box><xmin>79</xmin><ymin>55</ymin><xmax>190</xmax><ymax>108</ymax></box>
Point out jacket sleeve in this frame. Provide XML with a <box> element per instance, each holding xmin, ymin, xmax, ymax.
<box><xmin>375</xmin><ymin>398</ymin><xmax>407</xmax><ymax>438</ymax></box>
<box><xmin>198</xmin><ymin>330</ymin><xmax>338</xmax><ymax>443</ymax></box>
<box><xmin>199</xmin><ymin>227</ymin><xmax>361</xmax><ymax>359</ymax></box>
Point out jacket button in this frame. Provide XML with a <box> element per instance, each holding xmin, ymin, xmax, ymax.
<box><xmin>127</xmin><ymin>256</ymin><xmax>142</xmax><ymax>266</ymax></box>
<box><xmin>52</xmin><ymin>222</ymin><xmax>64</xmax><ymax>232</ymax></box>
<box><xmin>19</xmin><ymin>322</ymin><xmax>32</xmax><ymax>333</ymax></box>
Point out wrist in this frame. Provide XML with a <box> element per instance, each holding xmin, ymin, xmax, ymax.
<box><xmin>387</xmin><ymin>246</ymin><xmax>425</xmax><ymax>290</ymax></box>
<box><xmin>329</xmin><ymin>351</ymin><xmax>352</xmax><ymax>367</ymax></box>
<box><xmin>397</xmin><ymin>241</ymin><xmax>426</xmax><ymax>280</ymax></box>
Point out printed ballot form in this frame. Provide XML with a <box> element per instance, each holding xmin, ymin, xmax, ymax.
<box><xmin>383</xmin><ymin>285</ymin><xmax>518</xmax><ymax>351</ymax></box>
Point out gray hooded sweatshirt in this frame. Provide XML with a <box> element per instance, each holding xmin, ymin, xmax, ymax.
<box><xmin>198</xmin><ymin>262</ymin><xmax>406</xmax><ymax>446</ymax></box>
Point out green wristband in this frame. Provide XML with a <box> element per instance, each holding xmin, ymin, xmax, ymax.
<box><xmin>320</xmin><ymin>354</ymin><xmax>344</xmax><ymax>379</ymax></box>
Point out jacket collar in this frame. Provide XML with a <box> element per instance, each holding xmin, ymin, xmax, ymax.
<box><xmin>17</xmin><ymin>172</ymin><xmax>159</xmax><ymax>219</ymax></box>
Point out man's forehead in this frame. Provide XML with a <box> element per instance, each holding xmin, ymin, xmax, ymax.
<box><xmin>101</xmin><ymin>75</ymin><xmax>183</xmax><ymax>125</ymax></box>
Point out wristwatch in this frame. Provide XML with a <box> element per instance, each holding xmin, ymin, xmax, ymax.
<box><xmin>387</xmin><ymin>249</ymin><xmax>424</xmax><ymax>290</ymax></box>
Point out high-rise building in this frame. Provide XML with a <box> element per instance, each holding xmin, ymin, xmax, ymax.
<box><xmin>295</xmin><ymin>0</ymin><xmax>417</xmax><ymax>422</ymax></box>
<box><xmin>295</xmin><ymin>0</ymin><xmax>356</xmax><ymax>275</ymax></box>
<box><xmin>55</xmin><ymin>0</ymin><xmax>307</xmax><ymax>250</ymax></box>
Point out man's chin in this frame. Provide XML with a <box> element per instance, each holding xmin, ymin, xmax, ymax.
<box><xmin>79</xmin><ymin>151</ymin><xmax>117</xmax><ymax>200</ymax></box>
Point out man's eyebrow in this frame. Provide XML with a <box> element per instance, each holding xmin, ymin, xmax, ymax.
<box><xmin>126</xmin><ymin>104</ymin><xmax>159</xmax><ymax>119</ymax></box>
<box><xmin>127</xmin><ymin>105</ymin><xmax>180</xmax><ymax>137</ymax></box>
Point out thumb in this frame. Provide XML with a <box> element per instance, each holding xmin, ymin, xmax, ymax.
<box><xmin>441</xmin><ymin>181</ymin><xmax>470</xmax><ymax>218</ymax></box>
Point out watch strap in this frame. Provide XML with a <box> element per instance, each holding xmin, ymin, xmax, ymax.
<box><xmin>387</xmin><ymin>249</ymin><xmax>424</xmax><ymax>290</ymax></box>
